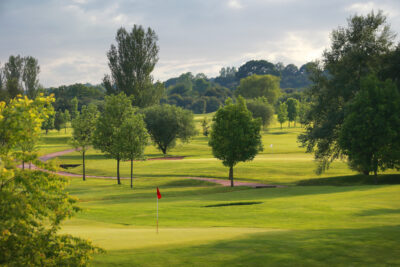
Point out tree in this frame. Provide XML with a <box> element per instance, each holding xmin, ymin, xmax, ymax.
<box><xmin>298</xmin><ymin>101</ymin><xmax>311</xmax><ymax>127</ymax></box>
<box><xmin>41</xmin><ymin>108</ymin><xmax>55</xmax><ymax>135</ymax></box>
<box><xmin>246</xmin><ymin>97</ymin><xmax>274</xmax><ymax>128</ymax></box>
<box><xmin>236</xmin><ymin>60</ymin><xmax>280</xmax><ymax>80</ymax></box>
<box><xmin>299</xmin><ymin>11</ymin><xmax>395</xmax><ymax>173</ymax></box>
<box><xmin>119</xmin><ymin>112</ymin><xmax>149</xmax><ymax>188</ymax></box>
<box><xmin>286</xmin><ymin>98</ymin><xmax>299</xmax><ymax>127</ymax></box>
<box><xmin>93</xmin><ymin>93</ymin><xmax>133</xmax><ymax>184</ymax></box>
<box><xmin>63</xmin><ymin>109</ymin><xmax>71</xmax><ymax>133</ymax></box>
<box><xmin>201</xmin><ymin>117</ymin><xmax>210</xmax><ymax>136</ymax></box>
<box><xmin>4</xmin><ymin>55</ymin><xmax>24</xmax><ymax>99</ymax></box>
<box><xmin>23</xmin><ymin>56</ymin><xmax>40</xmax><ymax>99</ymax></box>
<box><xmin>70</xmin><ymin>97</ymin><xmax>79</xmax><ymax>119</ymax></box>
<box><xmin>209</xmin><ymin>97</ymin><xmax>263</xmax><ymax>187</ymax></box>
<box><xmin>143</xmin><ymin>104</ymin><xmax>197</xmax><ymax>156</ymax></box>
<box><xmin>277</xmin><ymin>102</ymin><xmax>288</xmax><ymax>129</ymax></box>
<box><xmin>0</xmin><ymin>95</ymin><xmax>101</xmax><ymax>265</ymax></box>
<box><xmin>54</xmin><ymin>110</ymin><xmax>66</xmax><ymax>132</ymax></box>
<box><xmin>71</xmin><ymin>104</ymin><xmax>99</xmax><ymax>181</ymax></box>
<box><xmin>103</xmin><ymin>25</ymin><xmax>163</xmax><ymax>107</ymax></box>
<box><xmin>339</xmin><ymin>75</ymin><xmax>400</xmax><ymax>182</ymax></box>
<box><xmin>235</xmin><ymin>74</ymin><xmax>281</xmax><ymax>104</ymax></box>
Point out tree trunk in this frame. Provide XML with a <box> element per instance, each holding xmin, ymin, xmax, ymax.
<box><xmin>130</xmin><ymin>159</ymin><xmax>133</xmax><ymax>189</ymax></box>
<box><xmin>363</xmin><ymin>170</ymin><xmax>369</xmax><ymax>175</ymax></box>
<box><xmin>82</xmin><ymin>150</ymin><xmax>86</xmax><ymax>181</ymax></box>
<box><xmin>229</xmin><ymin>166</ymin><xmax>234</xmax><ymax>187</ymax></box>
<box><xmin>288</xmin><ymin>121</ymin><xmax>290</xmax><ymax>128</ymax></box>
<box><xmin>280</xmin><ymin>123</ymin><xmax>282</xmax><ymax>129</ymax></box>
<box><xmin>374</xmin><ymin>169</ymin><xmax>378</xmax><ymax>185</ymax></box>
<box><xmin>162</xmin><ymin>147</ymin><xmax>167</xmax><ymax>157</ymax></box>
<box><xmin>117</xmin><ymin>159</ymin><xmax>121</xmax><ymax>185</ymax></box>
<box><xmin>22</xmin><ymin>161</ymin><xmax>25</xmax><ymax>170</ymax></box>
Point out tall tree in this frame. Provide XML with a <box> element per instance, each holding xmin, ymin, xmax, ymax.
<box><xmin>143</xmin><ymin>104</ymin><xmax>197</xmax><ymax>156</ymax></box>
<box><xmin>236</xmin><ymin>60</ymin><xmax>280</xmax><ymax>80</ymax></box>
<box><xmin>71</xmin><ymin>104</ymin><xmax>99</xmax><ymax>181</ymax></box>
<box><xmin>103</xmin><ymin>25</ymin><xmax>163</xmax><ymax>107</ymax></box>
<box><xmin>299</xmin><ymin>11</ymin><xmax>395</xmax><ymax>173</ymax></box>
<box><xmin>93</xmin><ymin>93</ymin><xmax>133</xmax><ymax>184</ymax></box>
<box><xmin>277</xmin><ymin>102</ymin><xmax>288</xmax><ymax>129</ymax></box>
<box><xmin>119</xmin><ymin>112</ymin><xmax>149</xmax><ymax>188</ymax></box>
<box><xmin>209</xmin><ymin>97</ymin><xmax>263</xmax><ymax>187</ymax></box>
<box><xmin>22</xmin><ymin>56</ymin><xmax>40</xmax><ymax>99</ymax></box>
<box><xmin>235</xmin><ymin>74</ymin><xmax>281</xmax><ymax>104</ymax></box>
<box><xmin>70</xmin><ymin>97</ymin><xmax>79</xmax><ymax>119</ymax></box>
<box><xmin>339</xmin><ymin>75</ymin><xmax>400</xmax><ymax>181</ymax></box>
<box><xmin>4</xmin><ymin>55</ymin><xmax>24</xmax><ymax>99</ymax></box>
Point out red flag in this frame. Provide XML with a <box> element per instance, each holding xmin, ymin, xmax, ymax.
<box><xmin>157</xmin><ymin>187</ymin><xmax>162</xmax><ymax>199</ymax></box>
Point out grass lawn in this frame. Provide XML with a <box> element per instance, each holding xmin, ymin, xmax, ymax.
<box><xmin>40</xmin><ymin>114</ymin><xmax>400</xmax><ymax>266</ymax></box>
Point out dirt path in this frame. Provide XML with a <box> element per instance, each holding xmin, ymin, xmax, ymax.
<box><xmin>28</xmin><ymin>149</ymin><xmax>284</xmax><ymax>187</ymax></box>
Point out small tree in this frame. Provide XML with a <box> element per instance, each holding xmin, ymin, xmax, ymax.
<box><xmin>93</xmin><ymin>93</ymin><xmax>133</xmax><ymax>184</ymax></box>
<box><xmin>54</xmin><ymin>110</ymin><xmax>66</xmax><ymax>133</ymax></box>
<box><xmin>71</xmin><ymin>104</ymin><xmax>99</xmax><ymax>181</ymax></box>
<box><xmin>143</xmin><ymin>104</ymin><xmax>197</xmax><ymax>156</ymax></box>
<box><xmin>339</xmin><ymin>75</ymin><xmax>400</xmax><ymax>183</ymax></box>
<box><xmin>277</xmin><ymin>102</ymin><xmax>288</xmax><ymax>129</ymax></box>
<box><xmin>41</xmin><ymin>108</ymin><xmax>55</xmax><ymax>134</ymax></box>
<box><xmin>209</xmin><ymin>97</ymin><xmax>263</xmax><ymax>187</ymax></box>
<box><xmin>63</xmin><ymin>109</ymin><xmax>71</xmax><ymax>133</ymax></box>
<box><xmin>201</xmin><ymin>117</ymin><xmax>210</xmax><ymax>136</ymax></box>
<box><xmin>70</xmin><ymin>97</ymin><xmax>79</xmax><ymax>119</ymax></box>
<box><xmin>286</xmin><ymin>98</ymin><xmax>299</xmax><ymax>127</ymax></box>
<box><xmin>119</xmin><ymin>111</ymin><xmax>149</xmax><ymax>188</ymax></box>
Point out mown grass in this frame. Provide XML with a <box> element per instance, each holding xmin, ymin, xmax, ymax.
<box><xmin>39</xmin><ymin>114</ymin><xmax>400</xmax><ymax>266</ymax></box>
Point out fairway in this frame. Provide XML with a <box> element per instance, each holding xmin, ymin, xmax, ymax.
<box><xmin>35</xmin><ymin>115</ymin><xmax>400</xmax><ymax>266</ymax></box>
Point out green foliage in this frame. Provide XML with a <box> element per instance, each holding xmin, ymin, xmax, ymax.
<box><xmin>70</xmin><ymin>96</ymin><xmax>79</xmax><ymax>119</ymax></box>
<box><xmin>71</xmin><ymin>104</ymin><xmax>99</xmax><ymax>181</ymax></box>
<box><xmin>299</xmin><ymin>11</ymin><xmax>396</xmax><ymax>173</ymax></box>
<box><xmin>201</xmin><ymin>117</ymin><xmax>210</xmax><ymax>136</ymax></box>
<box><xmin>339</xmin><ymin>75</ymin><xmax>400</xmax><ymax>179</ymax></box>
<box><xmin>93</xmin><ymin>93</ymin><xmax>134</xmax><ymax>184</ymax></box>
<box><xmin>23</xmin><ymin>56</ymin><xmax>40</xmax><ymax>99</ymax></box>
<box><xmin>236</xmin><ymin>60</ymin><xmax>280</xmax><ymax>80</ymax></box>
<box><xmin>245</xmin><ymin>97</ymin><xmax>274</xmax><ymax>128</ymax></box>
<box><xmin>277</xmin><ymin>102</ymin><xmax>288</xmax><ymax>129</ymax></box>
<box><xmin>235</xmin><ymin>74</ymin><xmax>280</xmax><ymax>104</ymax></box>
<box><xmin>208</xmin><ymin>97</ymin><xmax>263</xmax><ymax>186</ymax></box>
<box><xmin>54</xmin><ymin>110</ymin><xmax>66</xmax><ymax>132</ymax></box>
<box><xmin>103</xmin><ymin>25</ymin><xmax>162</xmax><ymax>108</ymax></box>
<box><xmin>143</xmin><ymin>104</ymin><xmax>197</xmax><ymax>155</ymax></box>
<box><xmin>286</xmin><ymin>98</ymin><xmax>299</xmax><ymax>127</ymax></box>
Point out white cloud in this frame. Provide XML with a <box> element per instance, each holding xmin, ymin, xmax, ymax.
<box><xmin>345</xmin><ymin>1</ymin><xmax>399</xmax><ymax>17</ymax></box>
<box><xmin>227</xmin><ymin>0</ymin><xmax>243</xmax><ymax>9</ymax></box>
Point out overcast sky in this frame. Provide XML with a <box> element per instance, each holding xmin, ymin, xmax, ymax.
<box><xmin>0</xmin><ymin>0</ymin><xmax>399</xmax><ymax>87</ymax></box>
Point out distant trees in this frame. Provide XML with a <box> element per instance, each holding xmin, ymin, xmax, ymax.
<box><xmin>143</xmin><ymin>104</ymin><xmax>197</xmax><ymax>156</ymax></box>
<box><xmin>71</xmin><ymin>104</ymin><xmax>99</xmax><ymax>181</ymax></box>
<box><xmin>339</xmin><ymin>75</ymin><xmax>400</xmax><ymax>181</ymax></box>
<box><xmin>103</xmin><ymin>25</ymin><xmax>164</xmax><ymax>107</ymax></box>
<box><xmin>299</xmin><ymin>11</ymin><xmax>399</xmax><ymax>174</ymax></box>
<box><xmin>209</xmin><ymin>97</ymin><xmax>263</xmax><ymax>187</ymax></box>
<box><xmin>236</xmin><ymin>60</ymin><xmax>280</xmax><ymax>80</ymax></box>
<box><xmin>93</xmin><ymin>93</ymin><xmax>133</xmax><ymax>184</ymax></box>
<box><xmin>235</xmin><ymin>74</ymin><xmax>280</xmax><ymax>104</ymax></box>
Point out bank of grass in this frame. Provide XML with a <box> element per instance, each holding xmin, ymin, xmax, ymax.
<box><xmin>40</xmin><ymin>114</ymin><xmax>400</xmax><ymax>266</ymax></box>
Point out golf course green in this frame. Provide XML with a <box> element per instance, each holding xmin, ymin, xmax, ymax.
<box><xmin>39</xmin><ymin>115</ymin><xmax>400</xmax><ymax>266</ymax></box>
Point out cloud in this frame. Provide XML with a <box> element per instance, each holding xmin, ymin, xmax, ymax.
<box><xmin>345</xmin><ymin>1</ymin><xmax>399</xmax><ymax>17</ymax></box>
<box><xmin>227</xmin><ymin>0</ymin><xmax>243</xmax><ymax>9</ymax></box>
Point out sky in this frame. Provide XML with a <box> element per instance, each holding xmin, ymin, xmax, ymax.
<box><xmin>0</xmin><ymin>0</ymin><xmax>399</xmax><ymax>87</ymax></box>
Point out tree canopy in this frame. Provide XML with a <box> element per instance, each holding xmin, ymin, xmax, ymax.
<box><xmin>235</xmin><ymin>74</ymin><xmax>280</xmax><ymax>104</ymax></box>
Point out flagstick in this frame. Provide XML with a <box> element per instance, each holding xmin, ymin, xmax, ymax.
<box><xmin>156</xmin><ymin>196</ymin><xmax>159</xmax><ymax>234</ymax></box>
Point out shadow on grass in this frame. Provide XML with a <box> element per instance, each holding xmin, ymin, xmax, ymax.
<box><xmin>204</xmin><ymin>201</ymin><xmax>263</xmax><ymax>207</ymax></box>
<box><xmin>93</xmin><ymin>225</ymin><xmax>400</xmax><ymax>266</ymax></box>
<box><xmin>39</xmin><ymin>135</ymin><xmax>70</xmax><ymax>144</ymax></box>
<box><xmin>268</xmin><ymin>131</ymin><xmax>290</xmax><ymax>135</ymax></box>
<box><xmin>297</xmin><ymin>174</ymin><xmax>400</xmax><ymax>186</ymax></box>
<box><xmin>356</xmin><ymin>208</ymin><xmax>400</xmax><ymax>217</ymax></box>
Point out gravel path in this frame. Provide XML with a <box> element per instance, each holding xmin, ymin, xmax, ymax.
<box><xmin>27</xmin><ymin>149</ymin><xmax>284</xmax><ymax>187</ymax></box>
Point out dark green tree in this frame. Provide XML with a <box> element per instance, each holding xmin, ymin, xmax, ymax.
<box><xmin>209</xmin><ymin>97</ymin><xmax>263</xmax><ymax>187</ymax></box>
<box><xmin>299</xmin><ymin>11</ymin><xmax>396</xmax><ymax>173</ymax></box>
<box><xmin>143</xmin><ymin>104</ymin><xmax>197</xmax><ymax>156</ymax></box>
<box><xmin>93</xmin><ymin>93</ymin><xmax>133</xmax><ymax>184</ymax></box>
<box><xmin>103</xmin><ymin>25</ymin><xmax>163</xmax><ymax>107</ymax></box>
<box><xmin>54</xmin><ymin>110</ymin><xmax>66</xmax><ymax>132</ymax></box>
<box><xmin>22</xmin><ymin>56</ymin><xmax>40</xmax><ymax>99</ymax></box>
<box><xmin>235</xmin><ymin>74</ymin><xmax>280</xmax><ymax>104</ymax></box>
<box><xmin>236</xmin><ymin>60</ymin><xmax>280</xmax><ymax>80</ymax></box>
<box><xmin>246</xmin><ymin>97</ymin><xmax>274</xmax><ymax>128</ymax></box>
<box><xmin>71</xmin><ymin>104</ymin><xmax>99</xmax><ymax>181</ymax></box>
<box><xmin>339</xmin><ymin>75</ymin><xmax>400</xmax><ymax>182</ymax></box>
<box><xmin>286</xmin><ymin>98</ymin><xmax>299</xmax><ymax>127</ymax></box>
<box><xmin>70</xmin><ymin>97</ymin><xmax>79</xmax><ymax>119</ymax></box>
